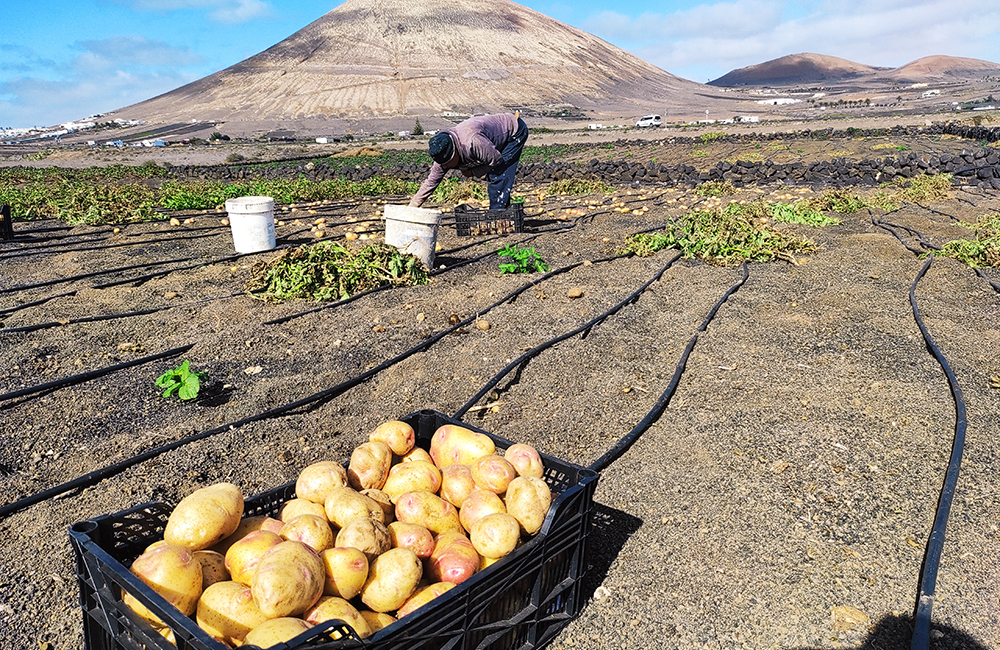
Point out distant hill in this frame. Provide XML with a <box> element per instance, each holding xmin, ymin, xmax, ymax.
<box><xmin>709</xmin><ymin>52</ymin><xmax>1000</xmax><ymax>87</ymax></box>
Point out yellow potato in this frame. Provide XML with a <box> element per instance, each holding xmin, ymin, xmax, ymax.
<box><xmin>360</xmin><ymin>488</ymin><xmax>396</xmax><ymax>523</ymax></box>
<box><xmin>381</xmin><ymin>461</ymin><xmax>442</xmax><ymax>502</ymax></box>
<box><xmin>470</xmin><ymin>455</ymin><xmax>517</xmax><ymax>495</ymax></box>
<box><xmin>459</xmin><ymin>488</ymin><xmax>506</xmax><ymax>533</ymax></box>
<box><xmin>295</xmin><ymin>460</ymin><xmax>349</xmax><ymax>505</ymax></box>
<box><xmin>320</xmin><ymin>547</ymin><xmax>368</xmax><ymax>600</ymax></box>
<box><xmin>211</xmin><ymin>515</ymin><xmax>284</xmax><ymax>555</ymax></box>
<box><xmin>324</xmin><ymin>485</ymin><xmax>386</xmax><ymax>528</ymax></box>
<box><xmin>369</xmin><ymin>420</ymin><xmax>415</xmax><ymax>456</ymax></box>
<box><xmin>304</xmin><ymin>596</ymin><xmax>372</xmax><ymax>639</ymax></box>
<box><xmin>360</xmin><ymin>547</ymin><xmax>423</xmax><ymax>613</ymax></box>
<box><xmin>196</xmin><ymin>581</ymin><xmax>267</xmax><ymax>646</ymax></box>
<box><xmin>427</xmin><ymin>531</ymin><xmax>479</xmax><ymax>585</ymax></box>
<box><xmin>335</xmin><ymin>518</ymin><xmax>390</xmax><ymax>561</ymax></box>
<box><xmin>469</xmin><ymin>513</ymin><xmax>521</xmax><ymax>560</ymax></box>
<box><xmin>251</xmin><ymin>541</ymin><xmax>325</xmax><ymax>618</ymax></box>
<box><xmin>164</xmin><ymin>483</ymin><xmax>244</xmax><ymax>551</ymax></box>
<box><xmin>504</xmin><ymin>476</ymin><xmax>553</xmax><ymax>536</ymax></box>
<box><xmin>397</xmin><ymin>581</ymin><xmax>456</xmax><ymax>617</ymax></box>
<box><xmin>225</xmin><ymin>530</ymin><xmax>282</xmax><ymax>586</ymax></box>
<box><xmin>394</xmin><ymin>490</ymin><xmax>463</xmax><ymax>536</ymax></box>
<box><xmin>439</xmin><ymin>464</ymin><xmax>476</xmax><ymax>508</ymax></box>
<box><xmin>123</xmin><ymin>543</ymin><xmax>203</xmax><ymax>627</ymax></box>
<box><xmin>429</xmin><ymin>425</ymin><xmax>496</xmax><ymax>469</ymax></box>
<box><xmin>400</xmin><ymin>447</ymin><xmax>433</xmax><ymax>464</ymax></box>
<box><xmin>386</xmin><ymin>521</ymin><xmax>435</xmax><ymax>559</ymax></box>
<box><xmin>359</xmin><ymin>610</ymin><xmax>396</xmax><ymax>635</ymax></box>
<box><xmin>280</xmin><ymin>514</ymin><xmax>335</xmax><ymax>552</ymax></box>
<box><xmin>504</xmin><ymin>443</ymin><xmax>545</xmax><ymax>478</ymax></box>
<box><xmin>241</xmin><ymin>617</ymin><xmax>313</xmax><ymax>648</ymax></box>
<box><xmin>278</xmin><ymin>498</ymin><xmax>327</xmax><ymax>522</ymax></box>
<box><xmin>348</xmin><ymin>441</ymin><xmax>393</xmax><ymax>491</ymax></box>
<box><xmin>193</xmin><ymin>550</ymin><xmax>229</xmax><ymax>590</ymax></box>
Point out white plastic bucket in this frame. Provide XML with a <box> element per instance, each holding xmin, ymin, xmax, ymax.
<box><xmin>384</xmin><ymin>204</ymin><xmax>442</xmax><ymax>269</ymax></box>
<box><xmin>225</xmin><ymin>196</ymin><xmax>276</xmax><ymax>253</ymax></box>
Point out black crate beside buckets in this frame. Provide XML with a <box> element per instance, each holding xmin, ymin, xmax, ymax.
<box><xmin>454</xmin><ymin>204</ymin><xmax>525</xmax><ymax>237</ymax></box>
<box><xmin>68</xmin><ymin>410</ymin><xmax>599</xmax><ymax>650</ymax></box>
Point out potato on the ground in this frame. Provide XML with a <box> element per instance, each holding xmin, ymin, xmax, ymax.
<box><xmin>164</xmin><ymin>483</ymin><xmax>244</xmax><ymax>551</ymax></box>
<box><xmin>196</xmin><ymin>581</ymin><xmax>267</xmax><ymax>646</ymax></box>
<box><xmin>278</xmin><ymin>498</ymin><xmax>327</xmax><ymax>522</ymax></box>
<box><xmin>335</xmin><ymin>518</ymin><xmax>390</xmax><ymax>561</ymax></box>
<box><xmin>397</xmin><ymin>582</ymin><xmax>457</xmax><ymax>617</ymax></box>
<box><xmin>242</xmin><ymin>617</ymin><xmax>313</xmax><ymax>648</ymax></box>
<box><xmin>430</xmin><ymin>425</ymin><xmax>496</xmax><ymax>469</ymax></box>
<box><xmin>394</xmin><ymin>490</ymin><xmax>462</xmax><ymax>536</ymax></box>
<box><xmin>359</xmin><ymin>610</ymin><xmax>396</xmax><ymax>635</ymax></box>
<box><xmin>427</xmin><ymin>531</ymin><xmax>479</xmax><ymax>585</ymax></box>
<box><xmin>386</xmin><ymin>521</ymin><xmax>435</xmax><ymax>559</ymax></box>
<box><xmin>295</xmin><ymin>460</ymin><xmax>349</xmax><ymax>505</ymax></box>
<box><xmin>370</xmin><ymin>420</ymin><xmax>415</xmax><ymax>456</ymax></box>
<box><xmin>211</xmin><ymin>515</ymin><xmax>283</xmax><ymax>555</ymax></box>
<box><xmin>400</xmin><ymin>447</ymin><xmax>433</xmax><ymax>464</ymax></box>
<box><xmin>320</xmin><ymin>547</ymin><xmax>368</xmax><ymax>600</ymax></box>
<box><xmin>225</xmin><ymin>530</ymin><xmax>282</xmax><ymax>585</ymax></box>
<box><xmin>304</xmin><ymin>596</ymin><xmax>372</xmax><ymax>639</ymax></box>
<box><xmin>251</xmin><ymin>541</ymin><xmax>325</xmax><ymax>619</ymax></box>
<box><xmin>123</xmin><ymin>543</ymin><xmax>203</xmax><ymax>627</ymax></box>
<box><xmin>193</xmin><ymin>550</ymin><xmax>229</xmax><ymax>589</ymax></box>
<box><xmin>324</xmin><ymin>485</ymin><xmax>386</xmax><ymax>528</ymax></box>
<box><xmin>280</xmin><ymin>514</ymin><xmax>335</xmax><ymax>552</ymax></box>
<box><xmin>458</xmin><ymin>488</ymin><xmax>506</xmax><ymax>533</ymax></box>
<box><xmin>504</xmin><ymin>443</ymin><xmax>544</xmax><ymax>478</ymax></box>
<box><xmin>360</xmin><ymin>547</ymin><xmax>423</xmax><ymax>613</ymax></box>
<box><xmin>470</xmin><ymin>513</ymin><xmax>521</xmax><ymax>560</ymax></box>
<box><xmin>360</xmin><ymin>488</ymin><xmax>395</xmax><ymax>523</ymax></box>
<box><xmin>504</xmin><ymin>476</ymin><xmax>553</xmax><ymax>536</ymax></box>
<box><xmin>439</xmin><ymin>464</ymin><xmax>476</xmax><ymax>508</ymax></box>
<box><xmin>381</xmin><ymin>460</ymin><xmax>442</xmax><ymax>502</ymax></box>
<box><xmin>348</xmin><ymin>440</ymin><xmax>392</xmax><ymax>491</ymax></box>
<box><xmin>470</xmin><ymin>455</ymin><xmax>517</xmax><ymax>495</ymax></box>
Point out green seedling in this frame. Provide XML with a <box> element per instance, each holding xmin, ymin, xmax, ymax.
<box><xmin>497</xmin><ymin>243</ymin><xmax>550</xmax><ymax>274</ymax></box>
<box><xmin>155</xmin><ymin>360</ymin><xmax>206</xmax><ymax>400</ymax></box>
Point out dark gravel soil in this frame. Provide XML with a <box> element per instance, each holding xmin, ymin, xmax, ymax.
<box><xmin>0</xmin><ymin>132</ymin><xmax>998</xmax><ymax>650</ymax></box>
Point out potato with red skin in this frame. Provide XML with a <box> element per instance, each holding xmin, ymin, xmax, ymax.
<box><xmin>278</xmin><ymin>498</ymin><xmax>327</xmax><ymax>522</ymax></box>
<box><xmin>400</xmin><ymin>447</ymin><xmax>433</xmax><ymax>464</ymax></box>
<box><xmin>225</xmin><ymin>530</ymin><xmax>282</xmax><ymax>585</ymax></box>
<box><xmin>504</xmin><ymin>443</ymin><xmax>545</xmax><ymax>478</ymax></box>
<box><xmin>360</xmin><ymin>547</ymin><xmax>423</xmax><ymax>613</ymax></box>
<box><xmin>397</xmin><ymin>582</ymin><xmax>456</xmax><ymax>617</ymax></box>
<box><xmin>250</xmin><ymin>541</ymin><xmax>325</xmax><ymax>619</ymax></box>
<box><xmin>470</xmin><ymin>455</ymin><xmax>518</xmax><ymax>495</ymax></box>
<box><xmin>242</xmin><ymin>618</ymin><xmax>313</xmax><ymax>648</ymax></box>
<box><xmin>459</xmin><ymin>488</ymin><xmax>506</xmax><ymax>533</ymax></box>
<box><xmin>295</xmin><ymin>461</ymin><xmax>349</xmax><ymax>505</ymax></box>
<box><xmin>280</xmin><ymin>514</ymin><xmax>335</xmax><ymax>552</ymax></box>
<box><xmin>305</xmin><ymin>596</ymin><xmax>373</xmax><ymax>639</ymax></box>
<box><xmin>470</xmin><ymin>513</ymin><xmax>521</xmax><ymax>560</ymax></box>
<box><xmin>439</xmin><ymin>464</ymin><xmax>476</xmax><ymax>508</ymax></box>
<box><xmin>348</xmin><ymin>441</ymin><xmax>392</xmax><ymax>491</ymax></box>
<box><xmin>196</xmin><ymin>581</ymin><xmax>267</xmax><ymax>646</ymax></box>
<box><xmin>211</xmin><ymin>515</ymin><xmax>283</xmax><ymax>555</ymax></box>
<box><xmin>164</xmin><ymin>483</ymin><xmax>244</xmax><ymax>551</ymax></box>
<box><xmin>504</xmin><ymin>476</ymin><xmax>553</xmax><ymax>536</ymax></box>
<box><xmin>123</xmin><ymin>543</ymin><xmax>203</xmax><ymax>627</ymax></box>
<box><xmin>324</xmin><ymin>485</ymin><xmax>386</xmax><ymax>528</ymax></box>
<box><xmin>395</xmin><ymin>490</ymin><xmax>463</xmax><ymax>536</ymax></box>
<box><xmin>387</xmin><ymin>522</ymin><xmax>435</xmax><ymax>559</ymax></box>
<box><xmin>381</xmin><ymin>461</ymin><xmax>442</xmax><ymax>502</ymax></box>
<box><xmin>370</xmin><ymin>420</ymin><xmax>415</xmax><ymax>456</ymax></box>
<box><xmin>335</xmin><ymin>518</ymin><xmax>390</xmax><ymax>561</ymax></box>
<box><xmin>429</xmin><ymin>425</ymin><xmax>496</xmax><ymax>469</ymax></box>
<box><xmin>427</xmin><ymin>531</ymin><xmax>479</xmax><ymax>585</ymax></box>
<box><xmin>319</xmin><ymin>547</ymin><xmax>368</xmax><ymax>600</ymax></box>
<box><xmin>193</xmin><ymin>550</ymin><xmax>229</xmax><ymax>590</ymax></box>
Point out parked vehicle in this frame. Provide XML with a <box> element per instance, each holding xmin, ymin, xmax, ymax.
<box><xmin>635</xmin><ymin>115</ymin><xmax>662</xmax><ymax>128</ymax></box>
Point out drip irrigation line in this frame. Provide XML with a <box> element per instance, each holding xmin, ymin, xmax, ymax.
<box><xmin>0</xmin><ymin>290</ymin><xmax>78</xmax><ymax>317</ymax></box>
<box><xmin>91</xmin><ymin>254</ymin><xmax>244</xmax><ymax>290</ymax></box>
<box><xmin>974</xmin><ymin>269</ymin><xmax>1000</xmax><ymax>293</ymax></box>
<box><xmin>870</xmin><ymin>212</ymin><xmax>929</xmax><ymax>256</ymax></box>
<box><xmin>452</xmin><ymin>252</ymin><xmax>682</xmax><ymax>420</ymax></box>
<box><xmin>0</xmin><ymin>344</ymin><xmax>194</xmax><ymax>405</ymax></box>
<box><xmin>0</xmin><ymin>230</ymin><xmax>220</xmax><ymax>261</ymax></box>
<box><xmin>589</xmin><ymin>263</ymin><xmax>748</xmax><ymax>473</ymax></box>
<box><xmin>913</xmin><ymin>202</ymin><xmax>961</xmax><ymax>222</ymax></box>
<box><xmin>0</xmin><ymin>256</ymin><xmax>194</xmax><ymax>296</ymax></box>
<box><xmin>908</xmin><ymin>255</ymin><xmax>968</xmax><ymax>650</ymax></box>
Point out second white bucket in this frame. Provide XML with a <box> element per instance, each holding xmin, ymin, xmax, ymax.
<box><xmin>384</xmin><ymin>204</ymin><xmax>442</xmax><ymax>269</ymax></box>
<box><xmin>225</xmin><ymin>196</ymin><xmax>276</xmax><ymax>254</ymax></box>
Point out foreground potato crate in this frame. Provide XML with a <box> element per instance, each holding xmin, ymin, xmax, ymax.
<box><xmin>454</xmin><ymin>204</ymin><xmax>525</xmax><ymax>237</ymax></box>
<box><xmin>69</xmin><ymin>409</ymin><xmax>599</xmax><ymax>650</ymax></box>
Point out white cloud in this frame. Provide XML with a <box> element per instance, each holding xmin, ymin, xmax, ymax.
<box><xmin>584</xmin><ymin>0</ymin><xmax>783</xmax><ymax>43</ymax></box>
<box><xmin>76</xmin><ymin>36</ymin><xmax>205</xmax><ymax>68</ymax></box>
<box><xmin>115</xmin><ymin>0</ymin><xmax>273</xmax><ymax>24</ymax></box>
<box><xmin>210</xmin><ymin>0</ymin><xmax>273</xmax><ymax>24</ymax></box>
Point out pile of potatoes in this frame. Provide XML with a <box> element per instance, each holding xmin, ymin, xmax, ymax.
<box><xmin>124</xmin><ymin>420</ymin><xmax>553</xmax><ymax>648</ymax></box>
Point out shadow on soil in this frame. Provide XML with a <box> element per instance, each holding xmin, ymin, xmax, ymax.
<box><xmin>581</xmin><ymin>502</ymin><xmax>643</xmax><ymax>597</ymax></box>
<box><xmin>792</xmin><ymin>613</ymin><xmax>990</xmax><ymax>650</ymax></box>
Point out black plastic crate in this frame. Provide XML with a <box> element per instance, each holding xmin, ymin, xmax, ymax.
<box><xmin>453</xmin><ymin>204</ymin><xmax>525</xmax><ymax>237</ymax></box>
<box><xmin>69</xmin><ymin>409</ymin><xmax>599</xmax><ymax>650</ymax></box>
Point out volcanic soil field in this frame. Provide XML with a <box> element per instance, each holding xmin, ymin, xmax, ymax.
<box><xmin>1</xmin><ymin>126</ymin><xmax>999</xmax><ymax>650</ymax></box>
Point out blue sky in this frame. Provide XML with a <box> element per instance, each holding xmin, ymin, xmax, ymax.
<box><xmin>2</xmin><ymin>0</ymin><xmax>998</xmax><ymax>129</ymax></box>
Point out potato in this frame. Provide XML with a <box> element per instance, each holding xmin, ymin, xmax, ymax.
<box><xmin>324</xmin><ymin>485</ymin><xmax>386</xmax><ymax>528</ymax></box>
<box><xmin>295</xmin><ymin>460</ymin><xmax>349</xmax><ymax>505</ymax></box>
<box><xmin>360</xmin><ymin>488</ymin><xmax>396</xmax><ymax>523</ymax></box>
<box><xmin>394</xmin><ymin>490</ymin><xmax>463</xmax><ymax>536</ymax></box>
<box><xmin>193</xmin><ymin>550</ymin><xmax>229</xmax><ymax>589</ymax></box>
<box><xmin>459</xmin><ymin>488</ymin><xmax>506</xmax><ymax>533</ymax></box>
<box><xmin>439</xmin><ymin>464</ymin><xmax>476</xmax><ymax>508</ymax></box>
<box><xmin>225</xmin><ymin>530</ymin><xmax>282</xmax><ymax>585</ymax></box>
<box><xmin>196</xmin><ymin>581</ymin><xmax>267</xmax><ymax>646</ymax></box>
<box><xmin>429</xmin><ymin>425</ymin><xmax>496</xmax><ymax>469</ymax></box>
<box><xmin>370</xmin><ymin>420</ymin><xmax>415</xmax><ymax>456</ymax></box>
<box><xmin>400</xmin><ymin>447</ymin><xmax>433</xmax><ymax>464</ymax></box>
<box><xmin>469</xmin><ymin>513</ymin><xmax>521</xmax><ymax>560</ymax></box>
<box><xmin>320</xmin><ymin>547</ymin><xmax>368</xmax><ymax>600</ymax></box>
<box><xmin>386</xmin><ymin>521</ymin><xmax>435</xmax><ymax>559</ymax></box>
<box><xmin>280</xmin><ymin>514</ymin><xmax>335</xmax><ymax>552</ymax></box>
<box><xmin>427</xmin><ymin>531</ymin><xmax>479</xmax><ymax>585</ymax></box>
<box><xmin>360</xmin><ymin>547</ymin><xmax>423</xmax><ymax>613</ymax></box>
<box><xmin>251</xmin><ymin>541</ymin><xmax>325</xmax><ymax>619</ymax></box>
<box><xmin>504</xmin><ymin>443</ymin><xmax>545</xmax><ymax>478</ymax></box>
<box><xmin>504</xmin><ymin>476</ymin><xmax>552</xmax><ymax>536</ymax></box>
<box><xmin>123</xmin><ymin>543</ymin><xmax>202</xmax><ymax>627</ymax></box>
<box><xmin>470</xmin><ymin>455</ymin><xmax>517</xmax><ymax>495</ymax></box>
<box><xmin>397</xmin><ymin>581</ymin><xmax>456</xmax><ymax>617</ymax></box>
<box><xmin>359</xmin><ymin>610</ymin><xmax>396</xmax><ymax>635</ymax></box>
<box><xmin>164</xmin><ymin>483</ymin><xmax>244</xmax><ymax>551</ymax></box>
<box><xmin>347</xmin><ymin>441</ymin><xmax>392</xmax><ymax>491</ymax></box>
<box><xmin>278</xmin><ymin>498</ymin><xmax>327</xmax><ymax>522</ymax></box>
<box><xmin>335</xmin><ymin>518</ymin><xmax>390</xmax><ymax>561</ymax></box>
<box><xmin>242</xmin><ymin>617</ymin><xmax>313</xmax><ymax>648</ymax></box>
<box><xmin>211</xmin><ymin>515</ymin><xmax>284</xmax><ymax>555</ymax></box>
<box><xmin>381</xmin><ymin>461</ymin><xmax>442</xmax><ymax>502</ymax></box>
<box><xmin>304</xmin><ymin>596</ymin><xmax>372</xmax><ymax>639</ymax></box>
<box><xmin>479</xmin><ymin>555</ymin><xmax>500</xmax><ymax>571</ymax></box>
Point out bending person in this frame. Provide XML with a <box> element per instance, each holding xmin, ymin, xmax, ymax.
<box><xmin>409</xmin><ymin>113</ymin><xmax>529</xmax><ymax>211</ymax></box>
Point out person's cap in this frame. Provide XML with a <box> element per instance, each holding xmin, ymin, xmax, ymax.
<box><xmin>429</xmin><ymin>132</ymin><xmax>455</xmax><ymax>164</ymax></box>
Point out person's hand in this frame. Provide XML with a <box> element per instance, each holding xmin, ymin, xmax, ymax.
<box><xmin>408</xmin><ymin>197</ymin><xmax>422</xmax><ymax>208</ymax></box>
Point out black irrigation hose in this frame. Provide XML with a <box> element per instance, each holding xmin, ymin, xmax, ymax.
<box><xmin>0</xmin><ymin>290</ymin><xmax>78</xmax><ymax>317</ymax></box>
<box><xmin>913</xmin><ymin>202</ymin><xmax>961</xmax><ymax>222</ymax></box>
<box><xmin>0</xmin><ymin>230</ymin><xmax>221</xmax><ymax>260</ymax></box>
<box><xmin>909</xmin><ymin>255</ymin><xmax>968</xmax><ymax>650</ymax></box>
<box><xmin>0</xmin><ymin>256</ymin><xmax>195</xmax><ymax>295</ymax></box>
<box><xmin>452</xmin><ymin>252</ymin><xmax>682</xmax><ymax>420</ymax></box>
<box><xmin>589</xmin><ymin>263</ymin><xmax>749</xmax><ymax>472</ymax></box>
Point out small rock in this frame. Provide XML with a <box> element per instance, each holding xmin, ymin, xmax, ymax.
<box><xmin>567</xmin><ymin>287</ymin><xmax>584</xmax><ymax>299</ymax></box>
<box><xmin>770</xmin><ymin>460</ymin><xmax>789</xmax><ymax>474</ymax></box>
<box><xmin>831</xmin><ymin>605</ymin><xmax>868</xmax><ymax>631</ymax></box>
<box><xmin>244</xmin><ymin>366</ymin><xmax>263</xmax><ymax>375</ymax></box>
<box><xmin>279</xmin><ymin>450</ymin><xmax>293</xmax><ymax>463</ymax></box>
<box><xmin>476</xmin><ymin>319</ymin><xmax>490</xmax><ymax>331</ymax></box>
<box><xmin>373</xmin><ymin>324</ymin><xmax>386</xmax><ymax>333</ymax></box>
<box><xmin>416</xmin><ymin>312</ymin><xmax>426</xmax><ymax>322</ymax></box>
<box><xmin>164</xmin><ymin>291</ymin><xmax>178</xmax><ymax>299</ymax></box>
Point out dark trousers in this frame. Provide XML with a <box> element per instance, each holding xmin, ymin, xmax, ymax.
<box><xmin>487</xmin><ymin>118</ymin><xmax>529</xmax><ymax>210</ymax></box>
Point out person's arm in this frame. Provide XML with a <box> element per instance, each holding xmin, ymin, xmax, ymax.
<box><xmin>409</xmin><ymin>162</ymin><xmax>447</xmax><ymax>207</ymax></box>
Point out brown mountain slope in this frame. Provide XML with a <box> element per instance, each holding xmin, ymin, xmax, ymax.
<box><xmin>885</xmin><ymin>55</ymin><xmax>1000</xmax><ymax>81</ymax></box>
<box><xmin>110</xmin><ymin>0</ymin><xmax>711</xmax><ymax>128</ymax></box>
<box><xmin>707</xmin><ymin>53</ymin><xmax>881</xmax><ymax>87</ymax></box>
